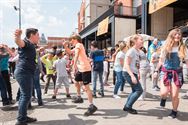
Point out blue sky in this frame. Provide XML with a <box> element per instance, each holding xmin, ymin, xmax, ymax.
<box><xmin>0</xmin><ymin>0</ymin><xmax>82</xmax><ymax>47</ymax></box>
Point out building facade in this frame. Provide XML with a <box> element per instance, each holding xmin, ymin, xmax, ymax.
<box><xmin>78</xmin><ymin>0</ymin><xmax>140</xmax><ymax>51</ymax></box>
<box><xmin>78</xmin><ymin>0</ymin><xmax>188</xmax><ymax>50</ymax></box>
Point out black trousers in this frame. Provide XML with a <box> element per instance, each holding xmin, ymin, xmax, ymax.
<box><xmin>1</xmin><ymin>70</ymin><xmax>12</xmax><ymax>100</ymax></box>
<box><xmin>9</xmin><ymin>62</ymin><xmax>16</xmax><ymax>76</ymax></box>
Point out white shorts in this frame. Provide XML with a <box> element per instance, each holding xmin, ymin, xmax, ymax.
<box><xmin>56</xmin><ymin>76</ymin><xmax>70</xmax><ymax>89</ymax></box>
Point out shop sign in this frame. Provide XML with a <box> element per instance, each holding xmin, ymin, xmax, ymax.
<box><xmin>149</xmin><ymin>0</ymin><xmax>177</xmax><ymax>14</ymax></box>
<box><xmin>97</xmin><ymin>17</ymin><xmax>109</xmax><ymax>36</ymax></box>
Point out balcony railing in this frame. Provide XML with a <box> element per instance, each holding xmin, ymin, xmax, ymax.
<box><xmin>114</xmin><ymin>5</ymin><xmax>142</xmax><ymax>17</ymax></box>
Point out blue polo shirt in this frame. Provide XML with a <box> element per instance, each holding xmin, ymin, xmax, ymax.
<box><xmin>16</xmin><ymin>38</ymin><xmax>36</xmax><ymax>73</ymax></box>
<box><xmin>90</xmin><ymin>49</ymin><xmax>104</xmax><ymax>72</ymax></box>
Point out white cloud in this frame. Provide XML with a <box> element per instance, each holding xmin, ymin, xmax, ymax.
<box><xmin>0</xmin><ymin>0</ymin><xmax>16</xmax><ymax>9</ymax></box>
<box><xmin>0</xmin><ymin>0</ymin><xmax>81</xmax><ymax>46</ymax></box>
<box><xmin>59</xmin><ymin>7</ymin><xmax>69</xmax><ymax>15</ymax></box>
<box><xmin>47</xmin><ymin>16</ymin><xmax>65</xmax><ymax>27</ymax></box>
<box><xmin>23</xmin><ymin>7</ymin><xmax>44</xmax><ymax>24</ymax></box>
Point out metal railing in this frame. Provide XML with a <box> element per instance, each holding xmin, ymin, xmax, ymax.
<box><xmin>114</xmin><ymin>5</ymin><xmax>142</xmax><ymax>17</ymax></box>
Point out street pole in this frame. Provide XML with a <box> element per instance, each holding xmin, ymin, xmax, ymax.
<box><xmin>141</xmin><ymin>0</ymin><xmax>147</xmax><ymax>34</ymax></box>
<box><xmin>19</xmin><ymin>0</ymin><xmax>21</xmax><ymax>29</ymax></box>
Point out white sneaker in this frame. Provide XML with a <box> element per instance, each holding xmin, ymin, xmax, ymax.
<box><xmin>113</xmin><ymin>95</ymin><xmax>121</xmax><ymax>99</ymax></box>
<box><xmin>152</xmin><ymin>87</ymin><xmax>160</xmax><ymax>91</ymax></box>
<box><xmin>138</xmin><ymin>97</ymin><xmax>145</xmax><ymax>101</ymax></box>
<box><xmin>120</xmin><ymin>91</ymin><xmax>125</xmax><ymax>94</ymax></box>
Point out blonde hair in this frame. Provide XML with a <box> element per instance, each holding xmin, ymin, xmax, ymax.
<box><xmin>118</xmin><ymin>41</ymin><xmax>126</xmax><ymax>51</ymax></box>
<box><xmin>163</xmin><ymin>28</ymin><xmax>186</xmax><ymax>60</ymax></box>
<box><xmin>126</xmin><ymin>34</ymin><xmax>142</xmax><ymax>51</ymax></box>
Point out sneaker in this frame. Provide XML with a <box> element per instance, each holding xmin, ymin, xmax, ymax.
<box><xmin>72</xmin><ymin>96</ymin><xmax>84</xmax><ymax>103</ymax></box>
<box><xmin>26</xmin><ymin>116</ymin><xmax>37</xmax><ymax>123</ymax></box>
<box><xmin>160</xmin><ymin>98</ymin><xmax>166</xmax><ymax>107</ymax></box>
<box><xmin>138</xmin><ymin>97</ymin><xmax>145</xmax><ymax>101</ymax></box>
<box><xmin>10</xmin><ymin>100</ymin><xmax>16</xmax><ymax>104</ymax></box>
<box><xmin>123</xmin><ymin>107</ymin><xmax>138</xmax><ymax>114</ymax></box>
<box><xmin>84</xmin><ymin>104</ymin><xmax>98</xmax><ymax>116</ymax></box>
<box><xmin>181</xmin><ymin>94</ymin><xmax>188</xmax><ymax>99</ymax></box>
<box><xmin>92</xmin><ymin>94</ymin><xmax>97</xmax><ymax>98</ymax></box>
<box><xmin>156</xmin><ymin>85</ymin><xmax>160</xmax><ymax>90</ymax></box>
<box><xmin>2</xmin><ymin>101</ymin><xmax>11</xmax><ymax>106</ymax></box>
<box><xmin>98</xmin><ymin>92</ymin><xmax>104</xmax><ymax>97</ymax></box>
<box><xmin>40</xmin><ymin>76</ymin><xmax>45</xmax><ymax>82</ymax></box>
<box><xmin>38</xmin><ymin>101</ymin><xmax>44</xmax><ymax>106</ymax></box>
<box><xmin>52</xmin><ymin>95</ymin><xmax>56</xmax><ymax>99</ymax></box>
<box><xmin>43</xmin><ymin>91</ymin><xmax>47</xmax><ymax>95</ymax></box>
<box><xmin>104</xmin><ymin>83</ymin><xmax>110</xmax><ymax>86</ymax></box>
<box><xmin>168</xmin><ymin>110</ymin><xmax>177</xmax><ymax>119</ymax></box>
<box><xmin>152</xmin><ymin>86</ymin><xmax>160</xmax><ymax>91</ymax></box>
<box><xmin>113</xmin><ymin>95</ymin><xmax>121</xmax><ymax>99</ymax></box>
<box><xmin>66</xmin><ymin>94</ymin><xmax>71</xmax><ymax>99</ymax></box>
<box><xmin>120</xmin><ymin>91</ymin><xmax>125</xmax><ymax>94</ymax></box>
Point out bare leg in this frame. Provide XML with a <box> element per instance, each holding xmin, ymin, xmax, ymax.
<box><xmin>84</xmin><ymin>84</ymin><xmax>93</xmax><ymax>104</ymax></box>
<box><xmin>171</xmin><ymin>83</ymin><xmax>180</xmax><ymax>111</ymax></box>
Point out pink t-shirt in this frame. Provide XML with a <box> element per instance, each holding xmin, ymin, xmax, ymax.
<box><xmin>75</xmin><ymin>43</ymin><xmax>91</xmax><ymax>72</ymax></box>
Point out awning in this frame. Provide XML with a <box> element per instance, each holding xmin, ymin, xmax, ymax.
<box><xmin>149</xmin><ymin>0</ymin><xmax>177</xmax><ymax>14</ymax></box>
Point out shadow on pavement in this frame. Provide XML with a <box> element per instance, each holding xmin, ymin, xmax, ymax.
<box><xmin>138</xmin><ymin>108</ymin><xmax>188</xmax><ymax>121</ymax></box>
<box><xmin>32</xmin><ymin>114</ymin><xmax>97</xmax><ymax>125</ymax></box>
<box><xmin>0</xmin><ymin>106</ymin><xmax>34</xmax><ymax>122</ymax></box>
<box><xmin>76</xmin><ymin>107</ymin><xmax>128</xmax><ymax>119</ymax></box>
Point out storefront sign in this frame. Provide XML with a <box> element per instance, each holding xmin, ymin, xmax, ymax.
<box><xmin>149</xmin><ymin>0</ymin><xmax>177</xmax><ymax>14</ymax></box>
<box><xmin>97</xmin><ymin>17</ymin><xmax>109</xmax><ymax>36</ymax></box>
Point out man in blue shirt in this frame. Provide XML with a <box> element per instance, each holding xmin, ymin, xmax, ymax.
<box><xmin>14</xmin><ymin>28</ymin><xmax>39</xmax><ymax>125</ymax></box>
<box><xmin>90</xmin><ymin>41</ymin><xmax>105</xmax><ymax>97</ymax></box>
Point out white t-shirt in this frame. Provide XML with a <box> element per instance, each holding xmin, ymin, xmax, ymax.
<box><xmin>114</xmin><ymin>51</ymin><xmax>125</xmax><ymax>72</ymax></box>
<box><xmin>103</xmin><ymin>60</ymin><xmax>109</xmax><ymax>72</ymax></box>
<box><xmin>139</xmin><ymin>50</ymin><xmax>150</xmax><ymax>70</ymax></box>
<box><xmin>123</xmin><ymin>48</ymin><xmax>140</xmax><ymax>74</ymax></box>
<box><xmin>53</xmin><ymin>57</ymin><xmax>68</xmax><ymax>77</ymax></box>
<box><xmin>150</xmin><ymin>52</ymin><xmax>159</xmax><ymax>69</ymax></box>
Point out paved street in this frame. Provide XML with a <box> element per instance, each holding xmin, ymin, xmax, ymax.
<box><xmin>0</xmin><ymin>72</ymin><xmax>188</xmax><ymax>125</ymax></box>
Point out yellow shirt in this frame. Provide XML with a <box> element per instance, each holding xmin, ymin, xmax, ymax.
<box><xmin>41</xmin><ymin>54</ymin><xmax>56</xmax><ymax>74</ymax></box>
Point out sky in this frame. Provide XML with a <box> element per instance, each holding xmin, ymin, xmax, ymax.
<box><xmin>0</xmin><ymin>0</ymin><xmax>82</xmax><ymax>47</ymax></box>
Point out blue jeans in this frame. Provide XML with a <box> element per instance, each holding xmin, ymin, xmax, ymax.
<box><xmin>123</xmin><ymin>71</ymin><xmax>143</xmax><ymax>108</ymax></box>
<box><xmin>92</xmin><ymin>70</ymin><xmax>104</xmax><ymax>94</ymax></box>
<box><xmin>14</xmin><ymin>69</ymin><xmax>34</xmax><ymax>122</ymax></box>
<box><xmin>0</xmin><ymin>74</ymin><xmax>9</xmax><ymax>103</ymax></box>
<box><xmin>33</xmin><ymin>68</ymin><xmax>42</xmax><ymax>103</ymax></box>
<box><xmin>114</xmin><ymin>71</ymin><xmax>125</xmax><ymax>95</ymax></box>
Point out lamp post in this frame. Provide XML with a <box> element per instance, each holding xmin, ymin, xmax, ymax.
<box><xmin>14</xmin><ymin>0</ymin><xmax>21</xmax><ymax>29</ymax></box>
<box><xmin>141</xmin><ymin>0</ymin><xmax>148</xmax><ymax>34</ymax></box>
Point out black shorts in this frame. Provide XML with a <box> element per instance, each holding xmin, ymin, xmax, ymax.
<box><xmin>75</xmin><ymin>71</ymin><xmax>91</xmax><ymax>85</ymax></box>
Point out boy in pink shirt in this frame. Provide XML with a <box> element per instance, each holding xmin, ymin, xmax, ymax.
<box><xmin>63</xmin><ymin>34</ymin><xmax>97</xmax><ymax>116</ymax></box>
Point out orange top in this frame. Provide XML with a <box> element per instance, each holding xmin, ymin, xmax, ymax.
<box><xmin>74</xmin><ymin>43</ymin><xmax>91</xmax><ymax>72</ymax></box>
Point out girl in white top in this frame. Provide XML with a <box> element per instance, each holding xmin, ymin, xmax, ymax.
<box><xmin>113</xmin><ymin>42</ymin><xmax>127</xmax><ymax>98</ymax></box>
